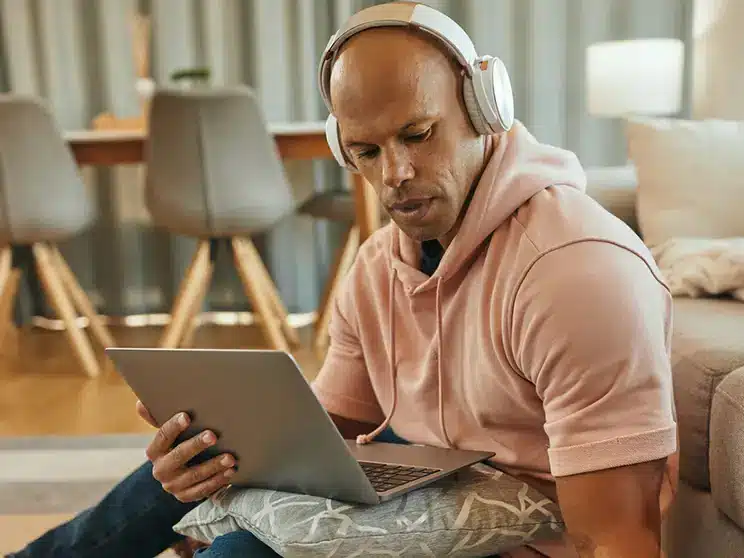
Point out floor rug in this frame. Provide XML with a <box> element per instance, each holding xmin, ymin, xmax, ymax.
<box><xmin>0</xmin><ymin>433</ymin><xmax>151</xmax><ymax>515</ymax></box>
<box><xmin>0</xmin><ymin>434</ymin><xmax>182</xmax><ymax>556</ymax></box>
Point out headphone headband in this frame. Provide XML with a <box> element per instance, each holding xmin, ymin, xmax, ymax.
<box><xmin>318</xmin><ymin>2</ymin><xmax>514</xmax><ymax>171</ymax></box>
<box><xmin>318</xmin><ymin>2</ymin><xmax>477</xmax><ymax>113</ymax></box>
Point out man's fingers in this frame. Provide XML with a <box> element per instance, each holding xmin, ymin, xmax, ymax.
<box><xmin>145</xmin><ymin>412</ymin><xmax>190</xmax><ymax>461</ymax></box>
<box><xmin>171</xmin><ymin>538</ymin><xmax>208</xmax><ymax>558</ymax></box>
<box><xmin>136</xmin><ymin>400</ymin><xmax>158</xmax><ymax>428</ymax></box>
<box><xmin>156</xmin><ymin>429</ymin><xmax>218</xmax><ymax>475</ymax></box>
<box><xmin>162</xmin><ymin>453</ymin><xmax>236</xmax><ymax>494</ymax></box>
<box><xmin>172</xmin><ymin>468</ymin><xmax>236</xmax><ymax>503</ymax></box>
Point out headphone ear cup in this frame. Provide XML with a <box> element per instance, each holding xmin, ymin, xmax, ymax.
<box><xmin>469</xmin><ymin>56</ymin><xmax>514</xmax><ymax>135</ymax></box>
<box><xmin>462</xmin><ymin>77</ymin><xmax>492</xmax><ymax>135</ymax></box>
<box><xmin>489</xmin><ymin>57</ymin><xmax>515</xmax><ymax>133</ymax></box>
<box><xmin>325</xmin><ymin>114</ymin><xmax>357</xmax><ymax>171</ymax></box>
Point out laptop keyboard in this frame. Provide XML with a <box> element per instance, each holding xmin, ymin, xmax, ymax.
<box><xmin>359</xmin><ymin>461</ymin><xmax>441</xmax><ymax>493</ymax></box>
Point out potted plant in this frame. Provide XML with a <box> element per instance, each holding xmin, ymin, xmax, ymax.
<box><xmin>170</xmin><ymin>67</ymin><xmax>211</xmax><ymax>89</ymax></box>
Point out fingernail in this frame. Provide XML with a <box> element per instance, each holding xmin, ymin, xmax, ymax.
<box><xmin>202</xmin><ymin>431</ymin><xmax>215</xmax><ymax>444</ymax></box>
<box><xmin>221</xmin><ymin>455</ymin><xmax>233</xmax><ymax>467</ymax></box>
<box><xmin>224</xmin><ymin>468</ymin><xmax>235</xmax><ymax>478</ymax></box>
<box><xmin>178</xmin><ymin>413</ymin><xmax>189</xmax><ymax>427</ymax></box>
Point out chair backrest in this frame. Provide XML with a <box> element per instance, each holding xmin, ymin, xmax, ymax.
<box><xmin>144</xmin><ymin>86</ymin><xmax>296</xmax><ymax>238</ymax></box>
<box><xmin>0</xmin><ymin>95</ymin><xmax>94</xmax><ymax>245</ymax></box>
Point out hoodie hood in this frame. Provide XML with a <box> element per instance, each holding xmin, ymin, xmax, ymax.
<box><xmin>391</xmin><ymin>119</ymin><xmax>587</xmax><ymax>294</ymax></box>
<box><xmin>355</xmin><ymin>120</ymin><xmax>587</xmax><ymax>449</ymax></box>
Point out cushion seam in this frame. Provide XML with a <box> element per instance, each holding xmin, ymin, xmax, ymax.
<box><xmin>675</xmin><ymin>351</ymin><xmax>724</xmax><ymax>377</ymax></box>
<box><xmin>176</xmin><ymin>507</ymin><xmax>230</xmax><ymax>529</ymax></box>
<box><xmin>716</xmin><ymin>387</ymin><xmax>744</xmax><ymax>416</ymax></box>
<box><xmin>674</xmin><ymin>353</ymin><xmax>718</xmax><ymax>489</ymax></box>
<box><xmin>705</xmin><ymin>366</ymin><xmax>716</xmax><ymax>484</ymax></box>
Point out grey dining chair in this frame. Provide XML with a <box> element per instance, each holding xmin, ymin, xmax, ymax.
<box><xmin>0</xmin><ymin>95</ymin><xmax>116</xmax><ymax>378</ymax></box>
<box><xmin>144</xmin><ymin>86</ymin><xmax>300</xmax><ymax>352</ymax></box>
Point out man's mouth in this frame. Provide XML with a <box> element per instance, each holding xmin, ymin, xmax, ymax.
<box><xmin>389</xmin><ymin>198</ymin><xmax>433</xmax><ymax>220</ymax></box>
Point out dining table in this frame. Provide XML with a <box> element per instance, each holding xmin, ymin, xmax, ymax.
<box><xmin>62</xmin><ymin>122</ymin><xmax>380</xmax><ymax>242</ymax></box>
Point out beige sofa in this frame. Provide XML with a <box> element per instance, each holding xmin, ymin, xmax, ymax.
<box><xmin>586</xmin><ymin>164</ymin><xmax>744</xmax><ymax>558</ymax></box>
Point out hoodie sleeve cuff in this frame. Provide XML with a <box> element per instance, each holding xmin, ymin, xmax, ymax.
<box><xmin>548</xmin><ymin>424</ymin><xmax>678</xmax><ymax>477</ymax></box>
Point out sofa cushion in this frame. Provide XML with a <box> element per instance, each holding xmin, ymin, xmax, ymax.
<box><xmin>625</xmin><ymin>117</ymin><xmax>744</xmax><ymax>248</ymax></box>
<box><xmin>671</xmin><ymin>298</ymin><xmax>744</xmax><ymax>489</ymax></box>
<box><xmin>710</xmin><ymin>367</ymin><xmax>744</xmax><ymax>530</ymax></box>
<box><xmin>663</xmin><ymin>478</ymin><xmax>744</xmax><ymax>558</ymax></box>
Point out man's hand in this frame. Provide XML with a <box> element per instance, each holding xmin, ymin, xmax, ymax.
<box><xmin>556</xmin><ymin>458</ymin><xmax>668</xmax><ymax>557</ymax></box>
<box><xmin>170</xmin><ymin>537</ymin><xmax>208</xmax><ymax>558</ymax></box>
<box><xmin>137</xmin><ymin>400</ymin><xmax>237</xmax><ymax>503</ymax></box>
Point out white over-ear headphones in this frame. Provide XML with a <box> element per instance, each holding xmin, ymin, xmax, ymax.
<box><xmin>318</xmin><ymin>2</ymin><xmax>515</xmax><ymax>172</ymax></box>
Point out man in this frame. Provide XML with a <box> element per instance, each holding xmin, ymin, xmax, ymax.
<box><xmin>9</xmin><ymin>3</ymin><xmax>678</xmax><ymax>558</ymax></box>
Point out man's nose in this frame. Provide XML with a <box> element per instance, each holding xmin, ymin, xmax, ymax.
<box><xmin>381</xmin><ymin>148</ymin><xmax>414</xmax><ymax>189</ymax></box>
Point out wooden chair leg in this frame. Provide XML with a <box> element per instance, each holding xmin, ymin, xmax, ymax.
<box><xmin>233</xmin><ymin>237</ymin><xmax>300</xmax><ymax>348</ymax></box>
<box><xmin>160</xmin><ymin>240</ymin><xmax>212</xmax><ymax>349</ymax></box>
<box><xmin>0</xmin><ymin>269</ymin><xmax>21</xmax><ymax>360</ymax></box>
<box><xmin>180</xmin><ymin>316</ymin><xmax>199</xmax><ymax>349</ymax></box>
<box><xmin>51</xmin><ymin>246</ymin><xmax>116</xmax><ymax>348</ymax></box>
<box><xmin>32</xmin><ymin>243</ymin><xmax>100</xmax><ymax>378</ymax></box>
<box><xmin>314</xmin><ymin>226</ymin><xmax>360</xmax><ymax>353</ymax></box>
<box><xmin>179</xmin><ymin>262</ymin><xmax>214</xmax><ymax>348</ymax></box>
<box><xmin>231</xmin><ymin>238</ymin><xmax>289</xmax><ymax>352</ymax></box>
<box><xmin>0</xmin><ymin>247</ymin><xmax>19</xmax><ymax>360</ymax></box>
<box><xmin>0</xmin><ymin>247</ymin><xmax>11</xmax><ymax>278</ymax></box>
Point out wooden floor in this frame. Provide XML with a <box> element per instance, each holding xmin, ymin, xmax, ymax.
<box><xmin>0</xmin><ymin>323</ymin><xmax>323</xmax><ymax>437</ymax></box>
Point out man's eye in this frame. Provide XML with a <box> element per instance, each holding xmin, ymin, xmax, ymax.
<box><xmin>407</xmin><ymin>128</ymin><xmax>432</xmax><ymax>142</ymax></box>
<box><xmin>356</xmin><ymin>147</ymin><xmax>378</xmax><ymax>159</ymax></box>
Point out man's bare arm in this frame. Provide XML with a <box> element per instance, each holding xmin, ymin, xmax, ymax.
<box><xmin>556</xmin><ymin>458</ymin><xmax>667</xmax><ymax>558</ymax></box>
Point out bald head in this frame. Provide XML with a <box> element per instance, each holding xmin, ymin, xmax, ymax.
<box><xmin>326</xmin><ymin>26</ymin><xmax>488</xmax><ymax>247</ymax></box>
<box><xmin>329</xmin><ymin>27</ymin><xmax>461</xmax><ymax>117</ymax></box>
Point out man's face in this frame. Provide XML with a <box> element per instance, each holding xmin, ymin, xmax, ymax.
<box><xmin>329</xmin><ymin>29</ymin><xmax>485</xmax><ymax>245</ymax></box>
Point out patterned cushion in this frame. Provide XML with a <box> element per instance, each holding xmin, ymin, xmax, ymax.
<box><xmin>173</xmin><ymin>463</ymin><xmax>564</xmax><ymax>557</ymax></box>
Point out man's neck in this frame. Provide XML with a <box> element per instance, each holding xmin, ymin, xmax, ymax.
<box><xmin>419</xmin><ymin>238</ymin><xmax>444</xmax><ymax>276</ymax></box>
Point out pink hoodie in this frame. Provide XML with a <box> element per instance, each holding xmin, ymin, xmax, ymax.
<box><xmin>312</xmin><ymin>121</ymin><xmax>678</xmax><ymax>557</ymax></box>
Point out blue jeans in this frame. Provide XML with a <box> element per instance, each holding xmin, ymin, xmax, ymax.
<box><xmin>8</xmin><ymin>429</ymin><xmax>410</xmax><ymax>558</ymax></box>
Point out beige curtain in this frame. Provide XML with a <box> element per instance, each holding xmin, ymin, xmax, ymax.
<box><xmin>691</xmin><ymin>0</ymin><xmax>744</xmax><ymax>119</ymax></box>
<box><xmin>0</xmin><ymin>0</ymin><xmax>693</xmax><ymax>318</ymax></box>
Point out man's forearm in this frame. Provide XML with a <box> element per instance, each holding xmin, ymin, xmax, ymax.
<box><xmin>557</xmin><ymin>458</ymin><xmax>667</xmax><ymax>558</ymax></box>
<box><xmin>569</xmin><ymin>530</ymin><xmax>663</xmax><ymax>558</ymax></box>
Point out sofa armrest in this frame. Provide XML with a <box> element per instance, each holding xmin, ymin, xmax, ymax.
<box><xmin>584</xmin><ymin>165</ymin><xmax>639</xmax><ymax>233</ymax></box>
<box><xmin>710</xmin><ymin>366</ymin><xmax>744</xmax><ymax>530</ymax></box>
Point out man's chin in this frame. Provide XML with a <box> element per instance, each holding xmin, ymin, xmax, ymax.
<box><xmin>393</xmin><ymin>221</ymin><xmax>442</xmax><ymax>243</ymax></box>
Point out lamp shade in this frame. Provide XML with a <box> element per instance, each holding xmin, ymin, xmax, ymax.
<box><xmin>586</xmin><ymin>38</ymin><xmax>685</xmax><ymax>117</ymax></box>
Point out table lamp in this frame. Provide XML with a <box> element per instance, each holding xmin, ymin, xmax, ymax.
<box><xmin>586</xmin><ymin>38</ymin><xmax>685</xmax><ymax>118</ymax></box>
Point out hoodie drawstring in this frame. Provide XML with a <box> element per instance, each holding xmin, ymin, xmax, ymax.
<box><xmin>356</xmin><ymin>270</ymin><xmax>453</xmax><ymax>448</ymax></box>
<box><xmin>356</xmin><ymin>267</ymin><xmax>398</xmax><ymax>445</ymax></box>
<box><xmin>435</xmin><ymin>277</ymin><xmax>453</xmax><ymax>447</ymax></box>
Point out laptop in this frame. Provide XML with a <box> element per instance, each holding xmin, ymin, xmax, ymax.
<box><xmin>106</xmin><ymin>347</ymin><xmax>494</xmax><ymax>505</ymax></box>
